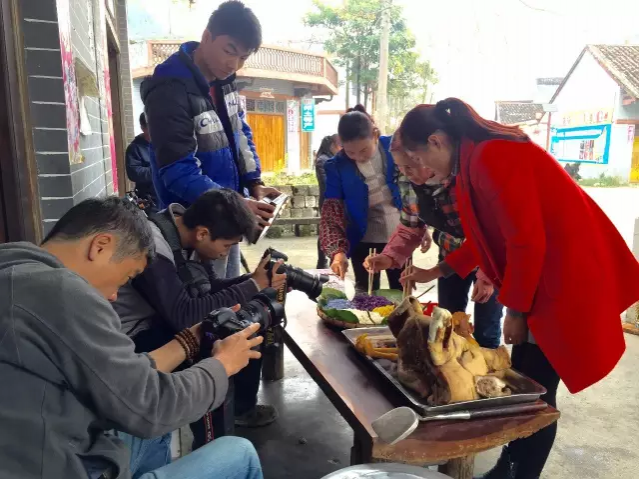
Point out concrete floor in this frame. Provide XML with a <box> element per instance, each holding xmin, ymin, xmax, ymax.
<box><xmin>232</xmin><ymin>187</ymin><xmax>639</xmax><ymax>479</ymax></box>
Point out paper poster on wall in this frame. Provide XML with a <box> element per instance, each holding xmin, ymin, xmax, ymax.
<box><xmin>287</xmin><ymin>100</ymin><xmax>299</xmax><ymax>133</ymax></box>
<box><xmin>56</xmin><ymin>0</ymin><xmax>83</xmax><ymax>165</ymax></box>
<box><xmin>550</xmin><ymin>124</ymin><xmax>611</xmax><ymax>164</ymax></box>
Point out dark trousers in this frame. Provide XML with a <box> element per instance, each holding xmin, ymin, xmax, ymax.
<box><xmin>316</xmin><ymin>238</ymin><xmax>328</xmax><ymax>269</ymax></box>
<box><xmin>508</xmin><ymin>342</ymin><xmax>561</xmax><ymax>476</ymax></box>
<box><xmin>437</xmin><ymin>256</ymin><xmax>503</xmax><ymax>348</ymax></box>
<box><xmin>350</xmin><ymin>242</ymin><xmax>403</xmax><ymax>293</ymax></box>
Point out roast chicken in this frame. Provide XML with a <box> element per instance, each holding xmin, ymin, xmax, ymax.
<box><xmin>387</xmin><ymin>298</ymin><xmax>511</xmax><ymax>405</ymax></box>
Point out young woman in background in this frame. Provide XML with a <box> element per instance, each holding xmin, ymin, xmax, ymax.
<box><xmin>314</xmin><ymin>134</ymin><xmax>340</xmax><ymax>269</ymax></box>
<box><xmin>397</xmin><ymin>98</ymin><xmax>639</xmax><ymax>479</ymax></box>
<box><xmin>319</xmin><ymin>105</ymin><xmax>405</xmax><ymax>293</ymax></box>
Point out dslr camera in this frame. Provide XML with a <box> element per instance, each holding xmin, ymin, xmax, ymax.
<box><xmin>262</xmin><ymin>247</ymin><xmax>328</xmax><ymax>300</ymax></box>
<box><xmin>199</xmin><ymin>288</ymin><xmax>284</xmax><ymax>358</ymax></box>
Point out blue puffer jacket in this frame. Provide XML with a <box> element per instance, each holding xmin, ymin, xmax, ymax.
<box><xmin>323</xmin><ymin>136</ymin><xmax>402</xmax><ymax>256</ymax></box>
<box><xmin>141</xmin><ymin>42</ymin><xmax>261</xmax><ymax>208</ymax></box>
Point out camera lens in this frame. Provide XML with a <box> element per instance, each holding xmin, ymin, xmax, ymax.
<box><xmin>277</xmin><ymin>264</ymin><xmax>328</xmax><ymax>300</ymax></box>
<box><xmin>238</xmin><ymin>288</ymin><xmax>285</xmax><ymax>331</ymax></box>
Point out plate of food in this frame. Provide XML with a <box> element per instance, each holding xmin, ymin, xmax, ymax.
<box><xmin>342</xmin><ymin>297</ymin><xmax>546</xmax><ymax>415</ymax></box>
<box><xmin>316</xmin><ymin>287</ymin><xmax>403</xmax><ymax>329</ymax></box>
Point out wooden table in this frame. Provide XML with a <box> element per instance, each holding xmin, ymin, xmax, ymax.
<box><xmin>283</xmin><ymin>291</ymin><xmax>560</xmax><ymax>479</ymax></box>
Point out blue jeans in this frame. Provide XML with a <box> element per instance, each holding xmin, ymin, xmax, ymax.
<box><xmin>213</xmin><ymin>244</ymin><xmax>241</xmax><ymax>279</ymax></box>
<box><xmin>437</xmin><ymin>265</ymin><xmax>503</xmax><ymax>348</ymax></box>
<box><xmin>119</xmin><ymin>433</ymin><xmax>263</xmax><ymax>479</ymax></box>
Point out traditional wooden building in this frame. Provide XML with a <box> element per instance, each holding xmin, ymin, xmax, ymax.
<box><xmin>130</xmin><ymin>40</ymin><xmax>339</xmax><ymax>173</ymax></box>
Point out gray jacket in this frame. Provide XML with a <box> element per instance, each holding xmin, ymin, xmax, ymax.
<box><xmin>0</xmin><ymin>242</ymin><xmax>229</xmax><ymax>479</ymax></box>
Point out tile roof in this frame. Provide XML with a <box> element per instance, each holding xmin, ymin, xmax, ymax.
<box><xmin>589</xmin><ymin>45</ymin><xmax>639</xmax><ymax>99</ymax></box>
<box><xmin>494</xmin><ymin>101</ymin><xmax>544</xmax><ymax>125</ymax></box>
<box><xmin>549</xmin><ymin>44</ymin><xmax>639</xmax><ymax>104</ymax></box>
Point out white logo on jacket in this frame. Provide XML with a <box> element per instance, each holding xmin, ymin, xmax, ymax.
<box><xmin>194</xmin><ymin>111</ymin><xmax>224</xmax><ymax>135</ymax></box>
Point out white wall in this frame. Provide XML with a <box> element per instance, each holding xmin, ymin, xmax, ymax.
<box><xmin>550</xmin><ymin>51</ymin><xmax>633</xmax><ymax>180</ymax></box>
<box><xmin>312</xmin><ymin>113</ymin><xmax>340</xmax><ymax>153</ymax></box>
<box><xmin>132</xmin><ymin>78</ymin><xmax>145</xmax><ymax>136</ymax></box>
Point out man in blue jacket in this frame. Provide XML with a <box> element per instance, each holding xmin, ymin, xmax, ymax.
<box><xmin>142</xmin><ymin>1</ymin><xmax>278</xmax><ymax>279</ymax></box>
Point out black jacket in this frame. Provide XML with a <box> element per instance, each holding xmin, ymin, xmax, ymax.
<box><xmin>125</xmin><ymin>134</ymin><xmax>156</xmax><ymax>200</ymax></box>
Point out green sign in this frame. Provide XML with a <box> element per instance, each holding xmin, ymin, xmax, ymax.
<box><xmin>301</xmin><ymin>98</ymin><xmax>315</xmax><ymax>132</ymax></box>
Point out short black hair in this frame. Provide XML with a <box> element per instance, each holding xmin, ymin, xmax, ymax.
<box><xmin>182</xmin><ymin>189</ymin><xmax>256</xmax><ymax>240</ymax></box>
<box><xmin>338</xmin><ymin>104</ymin><xmax>375</xmax><ymax>142</ymax></box>
<box><xmin>207</xmin><ymin>1</ymin><xmax>262</xmax><ymax>52</ymax></box>
<box><xmin>139</xmin><ymin>112</ymin><xmax>147</xmax><ymax>129</ymax></box>
<box><xmin>42</xmin><ymin>197</ymin><xmax>155</xmax><ymax>261</ymax></box>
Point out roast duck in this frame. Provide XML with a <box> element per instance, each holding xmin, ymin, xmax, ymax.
<box><xmin>387</xmin><ymin>297</ymin><xmax>512</xmax><ymax>405</ymax></box>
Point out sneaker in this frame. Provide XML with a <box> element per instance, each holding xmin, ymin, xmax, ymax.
<box><xmin>234</xmin><ymin>405</ymin><xmax>279</xmax><ymax>428</ymax></box>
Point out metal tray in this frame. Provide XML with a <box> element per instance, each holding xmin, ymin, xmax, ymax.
<box><xmin>342</xmin><ymin>326</ymin><xmax>546</xmax><ymax>416</ymax></box>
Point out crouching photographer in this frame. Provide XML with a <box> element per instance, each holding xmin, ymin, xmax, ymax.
<box><xmin>113</xmin><ymin>189</ymin><xmax>287</xmax><ymax>448</ymax></box>
<box><xmin>0</xmin><ymin>197</ymin><xmax>264</xmax><ymax>479</ymax></box>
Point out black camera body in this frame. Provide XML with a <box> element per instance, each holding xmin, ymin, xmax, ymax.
<box><xmin>262</xmin><ymin>247</ymin><xmax>328</xmax><ymax>300</ymax></box>
<box><xmin>199</xmin><ymin>288</ymin><xmax>285</xmax><ymax>359</ymax></box>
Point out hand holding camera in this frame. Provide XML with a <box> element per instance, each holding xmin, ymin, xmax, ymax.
<box><xmin>213</xmin><ymin>323</ymin><xmax>264</xmax><ymax>376</ymax></box>
<box><xmin>252</xmin><ymin>254</ymin><xmax>287</xmax><ymax>290</ymax></box>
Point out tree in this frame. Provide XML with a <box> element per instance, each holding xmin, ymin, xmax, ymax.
<box><xmin>304</xmin><ymin>0</ymin><xmax>437</xmax><ymax>125</ymax></box>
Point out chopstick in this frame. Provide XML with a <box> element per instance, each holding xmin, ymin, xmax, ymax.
<box><xmin>367</xmin><ymin>248</ymin><xmax>377</xmax><ymax>296</ymax></box>
<box><xmin>415</xmin><ymin>284</ymin><xmax>436</xmax><ymax>301</ymax></box>
<box><xmin>403</xmin><ymin>258</ymin><xmax>414</xmax><ymax>299</ymax></box>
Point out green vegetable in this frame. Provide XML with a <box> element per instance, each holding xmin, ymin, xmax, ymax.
<box><xmin>320</xmin><ymin>287</ymin><xmax>347</xmax><ymax>302</ymax></box>
<box><xmin>322</xmin><ymin>308</ymin><xmax>360</xmax><ymax>324</ymax></box>
<box><xmin>374</xmin><ymin>289</ymin><xmax>404</xmax><ymax>304</ymax></box>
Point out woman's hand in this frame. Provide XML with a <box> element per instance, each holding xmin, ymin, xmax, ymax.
<box><xmin>420</xmin><ymin>230</ymin><xmax>433</xmax><ymax>253</ymax></box>
<box><xmin>400</xmin><ymin>265</ymin><xmax>443</xmax><ymax>286</ymax></box>
<box><xmin>471</xmin><ymin>278</ymin><xmax>494</xmax><ymax>304</ymax></box>
<box><xmin>503</xmin><ymin>313</ymin><xmax>528</xmax><ymax>345</ymax></box>
<box><xmin>364</xmin><ymin>253</ymin><xmax>393</xmax><ymax>273</ymax></box>
<box><xmin>331</xmin><ymin>252</ymin><xmax>349</xmax><ymax>279</ymax></box>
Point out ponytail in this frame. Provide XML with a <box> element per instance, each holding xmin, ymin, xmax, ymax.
<box><xmin>339</xmin><ymin>104</ymin><xmax>377</xmax><ymax>142</ymax></box>
<box><xmin>399</xmin><ymin>98</ymin><xmax>529</xmax><ymax>151</ymax></box>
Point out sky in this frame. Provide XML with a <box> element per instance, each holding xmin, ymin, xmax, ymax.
<box><xmin>127</xmin><ymin>0</ymin><xmax>639</xmax><ymax>117</ymax></box>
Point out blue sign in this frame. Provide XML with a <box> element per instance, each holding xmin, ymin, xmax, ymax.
<box><xmin>550</xmin><ymin>124</ymin><xmax>611</xmax><ymax>164</ymax></box>
<box><xmin>301</xmin><ymin>98</ymin><xmax>315</xmax><ymax>132</ymax></box>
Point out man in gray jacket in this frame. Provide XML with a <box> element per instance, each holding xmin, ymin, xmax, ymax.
<box><xmin>0</xmin><ymin>197</ymin><xmax>263</xmax><ymax>479</ymax></box>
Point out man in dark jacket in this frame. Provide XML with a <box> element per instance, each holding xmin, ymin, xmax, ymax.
<box><xmin>0</xmin><ymin>197</ymin><xmax>264</xmax><ymax>479</ymax></box>
<box><xmin>125</xmin><ymin>113</ymin><xmax>157</xmax><ymax>207</ymax></box>
<box><xmin>142</xmin><ymin>1</ymin><xmax>278</xmax><ymax>279</ymax></box>
<box><xmin>113</xmin><ymin>189</ymin><xmax>286</xmax><ymax>447</ymax></box>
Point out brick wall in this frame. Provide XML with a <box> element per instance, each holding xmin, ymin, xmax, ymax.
<box><xmin>266</xmin><ymin>185</ymin><xmax>321</xmax><ymax>239</ymax></box>
<box><xmin>69</xmin><ymin>0</ymin><xmax>114</xmax><ymax>206</ymax></box>
<box><xmin>19</xmin><ymin>0</ymin><xmax>130</xmax><ymax>236</ymax></box>
<box><xmin>116</xmin><ymin>0</ymin><xmax>135</xmax><ymax>144</ymax></box>
<box><xmin>20</xmin><ymin>0</ymin><xmax>70</xmax><ymax>237</ymax></box>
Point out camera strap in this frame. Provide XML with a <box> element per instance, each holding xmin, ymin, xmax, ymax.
<box><xmin>149</xmin><ymin>210</ymin><xmax>212</xmax><ymax>297</ymax></box>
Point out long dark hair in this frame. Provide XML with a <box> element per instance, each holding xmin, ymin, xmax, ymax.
<box><xmin>315</xmin><ymin>134</ymin><xmax>339</xmax><ymax>161</ymax></box>
<box><xmin>399</xmin><ymin>98</ymin><xmax>529</xmax><ymax>151</ymax></box>
<box><xmin>338</xmin><ymin>104</ymin><xmax>377</xmax><ymax>142</ymax></box>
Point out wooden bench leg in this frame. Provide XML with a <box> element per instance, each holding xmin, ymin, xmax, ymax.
<box><xmin>439</xmin><ymin>455</ymin><xmax>475</xmax><ymax>479</ymax></box>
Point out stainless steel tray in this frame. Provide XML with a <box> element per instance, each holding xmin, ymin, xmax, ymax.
<box><xmin>342</xmin><ymin>326</ymin><xmax>547</xmax><ymax>416</ymax></box>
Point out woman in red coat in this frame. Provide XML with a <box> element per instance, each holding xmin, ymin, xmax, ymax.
<box><xmin>398</xmin><ymin>98</ymin><xmax>639</xmax><ymax>479</ymax></box>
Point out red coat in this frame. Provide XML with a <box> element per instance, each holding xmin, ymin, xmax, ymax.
<box><xmin>446</xmin><ymin>139</ymin><xmax>639</xmax><ymax>393</ymax></box>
